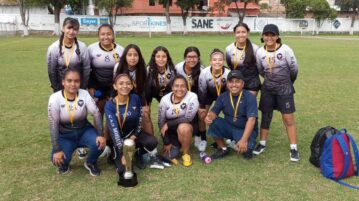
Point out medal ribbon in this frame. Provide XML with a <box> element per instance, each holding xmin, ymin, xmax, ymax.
<box><xmin>265</xmin><ymin>43</ymin><xmax>278</xmax><ymax>74</ymax></box>
<box><xmin>172</xmin><ymin>94</ymin><xmax>183</xmax><ymax>118</ymax></box>
<box><xmin>116</xmin><ymin>96</ymin><xmax>129</xmax><ymax>132</ymax></box>
<box><xmin>158</xmin><ymin>67</ymin><xmax>167</xmax><ymax>94</ymax></box>
<box><xmin>233</xmin><ymin>42</ymin><xmax>246</xmax><ymax>70</ymax></box>
<box><xmin>230</xmin><ymin>91</ymin><xmax>243</xmax><ymax>120</ymax></box>
<box><xmin>63</xmin><ymin>91</ymin><xmax>78</xmax><ymax>125</ymax></box>
<box><xmin>186</xmin><ymin>75</ymin><xmax>192</xmax><ymax>91</ymax></box>
<box><xmin>63</xmin><ymin>40</ymin><xmax>75</xmax><ymax>68</ymax></box>
<box><xmin>211</xmin><ymin>68</ymin><xmax>223</xmax><ymax>97</ymax></box>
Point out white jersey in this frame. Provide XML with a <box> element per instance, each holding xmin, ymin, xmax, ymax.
<box><xmin>48</xmin><ymin>89</ymin><xmax>102</xmax><ymax>152</ymax></box>
<box><xmin>225</xmin><ymin>42</ymin><xmax>259</xmax><ymax>70</ymax></box>
<box><xmin>158</xmin><ymin>91</ymin><xmax>199</xmax><ymax>129</ymax></box>
<box><xmin>256</xmin><ymin>43</ymin><xmax>298</xmax><ymax>95</ymax></box>
<box><xmin>88</xmin><ymin>42</ymin><xmax>124</xmax><ymax>88</ymax></box>
<box><xmin>198</xmin><ymin>66</ymin><xmax>230</xmax><ymax>106</ymax></box>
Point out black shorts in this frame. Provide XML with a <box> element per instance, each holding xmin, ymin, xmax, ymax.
<box><xmin>243</xmin><ymin>77</ymin><xmax>261</xmax><ymax>91</ymax></box>
<box><xmin>259</xmin><ymin>90</ymin><xmax>295</xmax><ymax>114</ymax></box>
<box><xmin>162</xmin><ymin>125</ymin><xmax>180</xmax><ymax>147</ymax></box>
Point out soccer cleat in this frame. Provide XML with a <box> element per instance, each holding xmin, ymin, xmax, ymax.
<box><xmin>211</xmin><ymin>148</ymin><xmax>230</xmax><ymax>159</ymax></box>
<box><xmin>197</xmin><ymin>140</ymin><xmax>207</xmax><ymax>152</ymax></box>
<box><xmin>77</xmin><ymin>148</ymin><xmax>88</xmax><ymax>159</ymax></box>
<box><xmin>148</xmin><ymin>155</ymin><xmax>165</xmax><ymax>169</ymax></box>
<box><xmin>99</xmin><ymin>145</ymin><xmax>111</xmax><ymax>158</ymax></box>
<box><xmin>182</xmin><ymin>154</ymin><xmax>192</xmax><ymax>167</ymax></box>
<box><xmin>84</xmin><ymin>162</ymin><xmax>101</xmax><ymax>176</ymax></box>
<box><xmin>58</xmin><ymin>165</ymin><xmax>70</xmax><ymax>174</ymax></box>
<box><xmin>290</xmin><ymin>149</ymin><xmax>300</xmax><ymax>162</ymax></box>
<box><xmin>252</xmin><ymin>144</ymin><xmax>266</xmax><ymax>155</ymax></box>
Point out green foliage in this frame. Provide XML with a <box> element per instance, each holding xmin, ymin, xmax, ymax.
<box><xmin>335</xmin><ymin>0</ymin><xmax>359</xmax><ymax>11</ymax></box>
<box><xmin>308</xmin><ymin>0</ymin><xmax>337</xmax><ymax>22</ymax></box>
<box><xmin>176</xmin><ymin>0</ymin><xmax>200</xmax><ymax>11</ymax></box>
<box><xmin>281</xmin><ymin>0</ymin><xmax>308</xmax><ymax>18</ymax></box>
<box><xmin>96</xmin><ymin>0</ymin><xmax>133</xmax><ymax>25</ymax></box>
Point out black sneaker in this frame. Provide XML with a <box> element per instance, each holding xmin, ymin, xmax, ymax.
<box><xmin>252</xmin><ymin>144</ymin><xmax>266</xmax><ymax>155</ymax></box>
<box><xmin>211</xmin><ymin>148</ymin><xmax>230</xmax><ymax>159</ymax></box>
<box><xmin>290</xmin><ymin>149</ymin><xmax>300</xmax><ymax>162</ymax></box>
<box><xmin>77</xmin><ymin>148</ymin><xmax>88</xmax><ymax>159</ymax></box>
<box><xmin>58</xmin><ymin>165</ymin><xmax>70</xmax><ymax>174</ymax></box>
<box><xmin>243</xmin><ymin>150</ymin><xmax>253</xmax><ymax>160</ymax></box>
<box><xmin>148</xmin><ymin>155</ymin><xmax>165</xmax><ymax>169</ymax></box>
<box><xmin>135</xmin><ymin>151</ymin><xmax>146</xmax><ymax>170</ymax></box>
<box><xmin>84</xmin><ymin>162</ymin><xmax>101</xmax><ymax>176</ymax></box>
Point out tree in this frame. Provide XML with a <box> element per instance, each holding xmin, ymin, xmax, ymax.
<box><xmin>67</xmin><ymin>0</ymin><xmax>88</xmax><ymax>15</ymax></box>
<box><xmin>212</xmin><ymin>0</ymin><xmax>260</xmax><ymax>23</ymax></box>
<box><xmin>237</xmin><ymin>0</ymin><xmax>260</xmax><ymax>24</ymax></box>
<box><xmin>307</xmin><ymin>0</ymin><xmax>337</xmax><ymax>34</ymax></box>
<box><xmin>158</xmin><ymin>0</ymin><xmax>173</xmax><ymax>34</ymax></box>
<box><xmin>281</xmin><ymin>0</ymin><xmax>308</xmax><ymax>18</ymax></box>
<box><xmin>176</xmin><ymin>0</ymin><xmax>200</xmax><ymax>35</ymax></box>
<box><xmin>335</xmin><ymin>0</ymin><xmax>359</xmax><ymax>35</ymax></box>
<box><xmin>96</xmin><ymin>0</ymin><xmax>133</xmax><ymax>26</ymax></box>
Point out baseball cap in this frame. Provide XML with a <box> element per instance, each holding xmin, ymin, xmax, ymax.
<box><xmin>262</xmin><ymin>24</ymin><xmax>279</xmax><ymax>35</ymax></box>
<box><xmin>227</xmin><ymin>70</ymin><xmax>244</xmax><ymax>81</ymax></box>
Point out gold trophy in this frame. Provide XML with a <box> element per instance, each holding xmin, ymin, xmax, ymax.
<box><xmin>118</xmin><ymin>139</ymin><xmax>138</xmax><ymax>187</ymax></box>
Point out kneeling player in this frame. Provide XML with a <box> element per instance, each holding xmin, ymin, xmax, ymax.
<box><xmin>205</xmin><ymin>70</ymin><xmax>258</xmax><ymax>159</ymax></box>
<box><xmin>158</xmin><ymin>75</ymin><xmax>199</xmax><ymax>167</ymax></box>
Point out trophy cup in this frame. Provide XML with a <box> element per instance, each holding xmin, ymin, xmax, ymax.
<box><xmin>118</xmin><ymin>139</ymin><xmax>138</xmax><ymax>187</ymax></box>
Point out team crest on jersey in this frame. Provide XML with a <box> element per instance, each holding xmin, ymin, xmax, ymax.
<box><xmin>180</xmin><ymin>103</ymin><xmax>187</xmax><ymax>109</ymax></box>
<box><xmin>61</xmin><ymin>104</ymin><xmax>65</xmax><ymax>108</ymax></box>
<box><xmin>132</xmin><ymin>106</ymin><xmax>137</xmax><ymax>111</ymax></box>
<box><xmin>277</xmin><ymin>53</ymin><xmax>283</xmax><ymax>60</ymax></box>
<box><xmin>166</xmin><ymin>73</ymin><xmax>172</xmax><ymax>79</ymax></box>
<box><xmin>113</xmin><ymin>53</ymin><xmax>119</xmax><ymax>59</ymax></box>
<box><xmin>96</xmin><ymin>54</ymin><xmax>102</xmax><ymax>57</ymax></box>
<box><xmin>222</xmin><ymin>78</ymin><xmax>226</xmax><ymax>83</ymax></box>
<box><xmin>78</xmin><ymin>100</ymin><xmax>84</xmax><ymax>107</ymax></box>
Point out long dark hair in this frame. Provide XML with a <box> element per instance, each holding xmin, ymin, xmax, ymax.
<box><xmin>63</xmin><ymin>68</ymin><xmax>81</xmax><ymax>80</ymax></box>
<box><xmin>183</xmin><ymin>46</ymin><xmax>202</xmax><ymax>78</ymax></box>
<box><xmin>148</xmin><ymin>46</ymin><xmax>175</xmax><ymax>90</ymax></box>
<box><xmin>115</xmin><ymin>44</ymin><xmax>146</xmax><ymax>96</ymax></box>
<box><xmin>233</xmin><ymin>23</ymin><xmax>256</xmax><ymax>65</ymax></box>
<box><xmin>59</xmin><ymin>17</ymin><xmax>80</xmax><ymax>57</ymax></box>
<box><xmin>98</xmin><ymin>23</ymin><xmax>115</xmax><ymax>43</ymax></box>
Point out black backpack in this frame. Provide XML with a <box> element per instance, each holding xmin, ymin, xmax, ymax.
<box><xmin>309</xmin><ymin>126</ymin><xmax>338</xmax><ymax>167</ymax></box>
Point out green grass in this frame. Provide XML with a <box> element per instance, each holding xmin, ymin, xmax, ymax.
<box><xmin>1</xmin><ymin>34</ymin><xmax>359</xmax><ymax>201</ymax></box>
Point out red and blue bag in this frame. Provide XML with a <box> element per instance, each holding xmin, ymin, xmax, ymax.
<box><xmin>320</xmin><ymin>129</ymin><xmax>359</xmax><ymax>190</ymax></box>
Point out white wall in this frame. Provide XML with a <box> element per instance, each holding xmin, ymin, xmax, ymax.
<box><xmin>0</xmin><ymin>14</ymin><xmax>358</xmax><ymax>34</ymax></box>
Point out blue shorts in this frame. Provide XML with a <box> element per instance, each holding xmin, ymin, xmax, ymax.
<box><xmin>208</xmin><ymin>117</ymin><xmax>258</xmax><ymax>150</ymax></box>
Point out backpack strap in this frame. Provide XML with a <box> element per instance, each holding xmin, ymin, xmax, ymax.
<box><xmin>336</xmin><ymin>134</ymin><xmax>351</xmax><ymax>180</ymax></box>
<box><xmin>345</xmin><ymin>132</ymin><xmax>359</xmax><ymax>176</ymax></box>
<box><xmin>334</xmin><ymin>180</ymin><xmax>359</xmax><ymax>190</ymax></box>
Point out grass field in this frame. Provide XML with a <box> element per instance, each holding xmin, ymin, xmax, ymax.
<box><xmin>1</xmin><ymin>34</ymin><xmax>359</xmax><ymax>201</ymax></box>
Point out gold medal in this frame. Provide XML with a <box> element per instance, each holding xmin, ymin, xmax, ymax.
<box><xmin>63</xmin><ymin>91</ymin><xmax>78</xmax><ymax>126</ymax></box>
<box><xmin>233</xmin><ymin>42</ymin><xmax>246</xmax><ymax>70</ymax></box>
<box><xmin>266</xmin><ymin>43</ymin><xmax>278</xmax><ymax>74</ymax></box>
<box><xmin>230</xmin><ymin>91</ymin><xmax>243</xmax><ymax>123</ymax></box>
<box><xmin>62</xmin><ymin>40</ymin><xmax>75</xmax><ymax>68</ymax></box>
<box><xmin>233</xmin><ymin>117</ymin><xmax>237</xmax><ymax>122</ymax></box>
<box><xmin>116</xmin><ymin>96</ymin><xmax>129</xmax><ymax>133</ymax></box>
<box><xmin>211</xmin><ymin>68</ymin><xmax>223</xmax><ymax>97</ymax></box>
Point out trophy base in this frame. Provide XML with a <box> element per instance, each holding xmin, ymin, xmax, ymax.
<box><xmin>118</xmin><ymin>172</ymin><xmax>138</xmax><ymax>187</ymax></box>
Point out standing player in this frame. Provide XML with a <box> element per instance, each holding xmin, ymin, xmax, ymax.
<box><xmin>47</xmin><ymin>17</ymin><xmax>90</xmax><ymax>92</ymax></box>
<box><xmin>87</xmin><ymin>24</ymin><xmax>124</xmax><ymax>160</ymax></box>
<box><xmin>225</xmin><ymin>23</ymin><xmax>260</xmax><ymax>96</ymax></box>
<box><xmin>47</xmin><ymin>17</ymin><xmax>91</xmax><ymax>159</ymax></box>
<box><xmin>105</xmin><ymin>74</ymin><xmax>163</xmax><ymax>180</ymax></box>
<box><xmin>175</xmin><ymin>47</ymin><xmax>204</xmax><ymax>151</ymax></box>
<box><xmin>205</xmin><ymin>70</ymin><xmax>258</xmax><ymax>160</ymax></box>
<box><xmin>197</xmin><ymin>49</ymin><xmax>230</xmax><ymax>151</ymax></box>
<box><xmin>158</xmin><ymin>75</ymin><xmax>199</xmax><ymax>167</ymax></box>
<box><xmin>254</xmin><ymin>24</ymin><xmax>300</xmax><ymax>162</ymax></box>
<box><xmin>48</xmin><ymin>69</ymin><xmax>106</xmax><ymax>176</ymax></box>
<box><xmin>144</xmin><ymin>46</ymin><xmax>176</xmax><ymax>135</ymax></box>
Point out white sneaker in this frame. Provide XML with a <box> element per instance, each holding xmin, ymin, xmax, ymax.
<box><xmin>76</xmin><ymin>148</ymin><xmax>88</xmax><ymax>159</ymax></box>
<box><xmin>99</xmin><ymin>145</ymin><xmax>111</xmax><ymax>158</ymax></box>
<box><xmin>194</xmin><ymin>136</ymin><xmax>201</xmax><ymax>148</ymax></box>
<box><xmin>226</xmin><ymin>140</ymin><xmax>238</xmax><ymax>151</ymax></box>
<box><xmin>198</xmin><ymin>140</ymin><xmax>207</xmax><ymax>152</ymax></box>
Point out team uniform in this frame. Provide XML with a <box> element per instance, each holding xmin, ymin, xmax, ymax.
<box><xmin>256</xmin><ymin>43</ymin><xmax>298</xmax><ymax>117</ymax></box>
<box><xmin>105</xmin><ymin>93</ymin><xmax>158</xmax><ymax>172</ymax></box>
<box><xmin>225</xmin><ymin>42</ymin><xmax>261</xmax><ymax>91</ymax></box>
<box><xmin>47</xmin><ymin>40</ymin><xmax>91</xmax><ymax>92</ymax></box>
<box><xmin>208</xmin><ymin>90</ymin><xmax>258</xmax><ymax>154</ymax></box>
<box><xmin>158</xmin><ymin>92</ymin><xmax>199</xmax><ymax>152</ymax></box>
<box><xmin>198</xmin><ymin>66</ymin><xmax>230</xmax><ymax>108</ymax></box>
<box><xmin>88</xmin><ymin>42</ymin><xmax>124</xmax><ymax>99</ymax></box>
<box><xmin>175</xmin><ymin>61</ymin><xmax>204</xmax><ymax>94</ymax></box>
<box><xmin>48</xmin><ymin>89</ymin><xmax>103</xmax><ymax>170</ymax></box>
<box><xmin>145</xmin><ymin>65</ymin><xmax>176</xmax><ymax>104</ymax></box>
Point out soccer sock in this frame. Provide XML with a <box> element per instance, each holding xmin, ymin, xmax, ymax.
<box><xmin>290</xmin><ymin>144</ymin><xmax>297</xmax><ymax>150</ymax></box>
<box><xmin>199</xmin><ymin>130</ymin><xmax>207</xmax><ymax>141</ymax></box>
<box><xmin>259</xmin><ymin>140</ymin><xmax>266</xmax><ymax>146</ymax></box>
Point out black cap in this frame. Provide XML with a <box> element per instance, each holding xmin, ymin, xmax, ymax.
<box><xmin>227</xmin><ymin>70</ymin><xmax>244</xmax><ymax>81</ymax></box>
<box><xmin>262</xmin><ymin>24</ymin><xmax>279</xmax><ymax>35</ymax></box>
